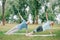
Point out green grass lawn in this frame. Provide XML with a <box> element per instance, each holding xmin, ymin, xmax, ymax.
<box><xmin>0</xmin><ymin>24</ymin><xmax>60</xmax><ymax>40</ymax></box>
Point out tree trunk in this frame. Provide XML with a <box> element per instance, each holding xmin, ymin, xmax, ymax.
<box><xmin>35</xmin><ymin>0</ymin><xmax>39</xmax><ymax>24</ymax></box>
<box><xmin>2</xmin><ymin>0</ymin><xmax>6</xmax><ymax>25</ymax></box>
<box><xmin>35</xmin><ymin>10</ymin><xmax>38</xmax><ymax>24</ymax></box>
<box><xmin>33</xmin><ymin>17</ymin><xmax>35</xmax><ymax>24</ymax></box>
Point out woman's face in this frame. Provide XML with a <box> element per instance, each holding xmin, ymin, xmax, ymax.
<box><xmin>26</xmin><ymin>21</ymin><xmax>30</xmax><ymax>24</ymax></box>
<box><xmin>50</xmin><ymin>21</ymin><xmax>54</xmax><ymax>26</ymax></box>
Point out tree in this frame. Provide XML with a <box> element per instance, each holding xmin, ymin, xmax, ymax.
<box><xmin>28</xmin><ymin>0</ymin><xmax>41</xmax><ymax>24</ymax></box>
<box><xmin>8</xmin><ymin>0</ymin><xmax>29</xmax><ymax>23</ymax></box>
<box><xmin>2</xmin><ymin>0</ymin><xmax>6</xmax><ymax>25</ymax></box>
<box><xmin>39</xmin><ymin>0</ymin><xmax>56</xmax><ymax>22</ymax></box>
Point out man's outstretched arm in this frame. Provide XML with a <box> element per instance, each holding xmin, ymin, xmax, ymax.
<box><xmin>19</xmin><ymin>13</ymin><xmax>24</xmax><ymax>20</ymax></box>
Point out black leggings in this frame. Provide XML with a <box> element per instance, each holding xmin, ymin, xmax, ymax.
<box><xmin>33</xmin><ymin>26</ymin><xmax>43</xmax><ymax>33</ymax></box>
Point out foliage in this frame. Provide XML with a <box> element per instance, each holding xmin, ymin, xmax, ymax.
<box><xmin>40</xmin><ymin>9</ymin><xmax>56</xmax><ymax>22</ymax></box>
<box><xmin>0</xmin><ymin>0</ymin><xmax>60</xmax><ymax>24</ymax></box>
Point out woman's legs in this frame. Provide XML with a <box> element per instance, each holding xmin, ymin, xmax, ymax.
<box><xmin>26</xmin><ymin>26</ymin><xmax>43</xmax><ymax>36</ymax></box>
<box><xmin>33</xmin><ymin>26</ymin><xmax>43</xmax><ymax>33</ymax></box>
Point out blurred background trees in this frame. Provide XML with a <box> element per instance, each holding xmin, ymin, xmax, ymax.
<box><xmin>0</xmin><ymin>0</ymin><xmax>60</xmax><ymax>25</ymax></box>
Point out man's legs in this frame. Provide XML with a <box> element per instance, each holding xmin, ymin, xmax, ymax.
<box><xmin>5</xmin><ymin>25</ymin><xmax>19</xmax><ymax>35</ymax></box>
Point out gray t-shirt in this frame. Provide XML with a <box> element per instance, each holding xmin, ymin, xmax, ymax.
<box><xmin>42</xmin><ymin>21</ymin><xmax>51</xmax><ymax>31</ymax></box>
